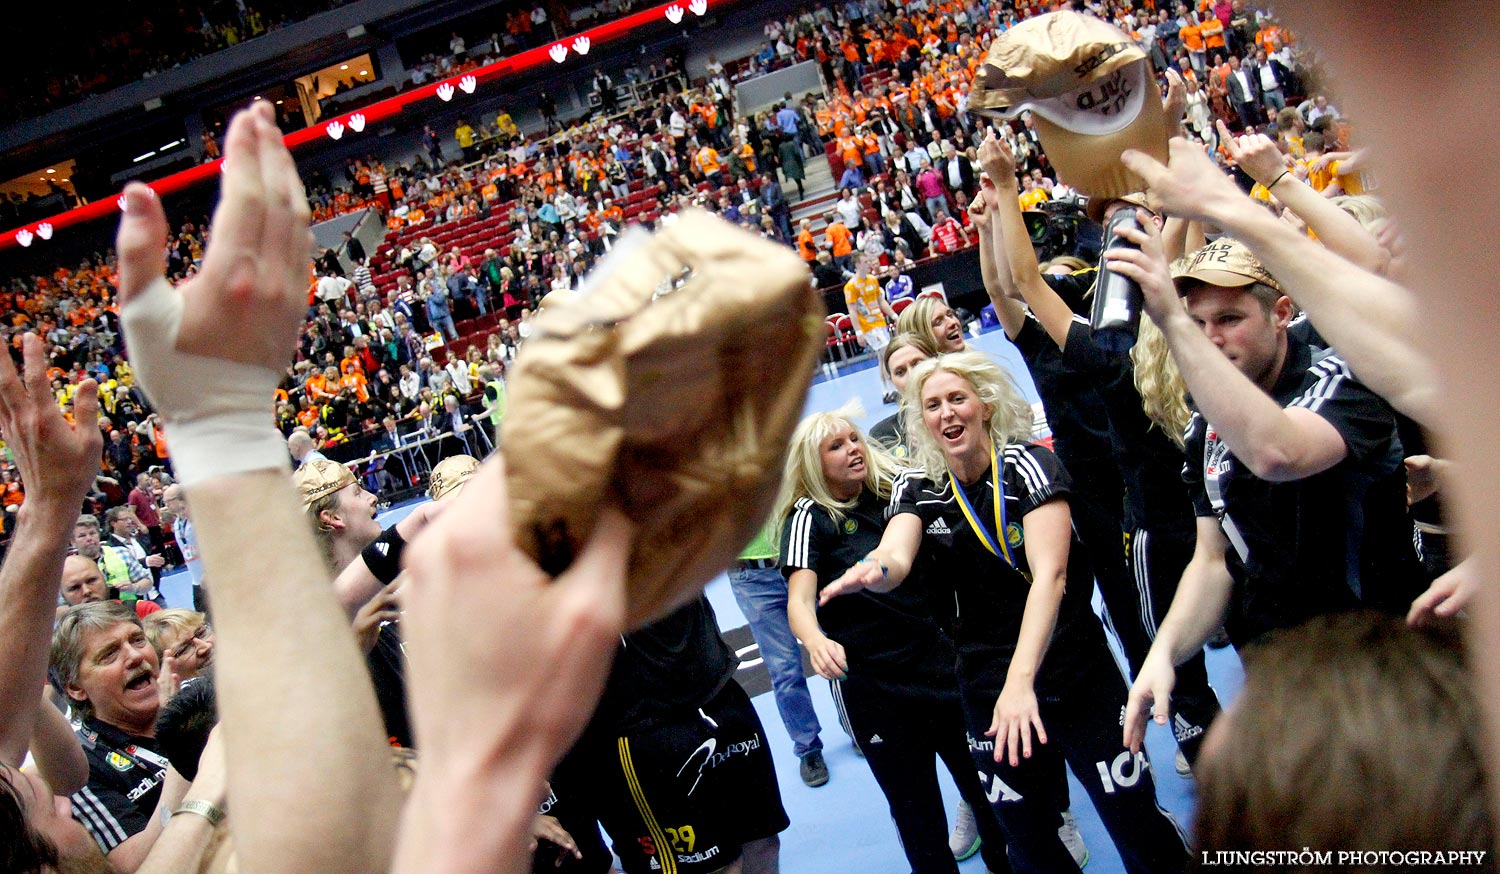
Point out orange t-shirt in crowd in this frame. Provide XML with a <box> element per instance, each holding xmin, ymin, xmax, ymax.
<box><xmin>837</xmin><ymin>135</ymin><xmax>864</xmax><ymax>168</ymax></box>
<box><xmin>797</xmin><ymin>229</ymin><xmax>818</xmax><ymax>262</ymax></box>
<box><xmin>825</xmin><ymin>222</ymin><xmax>853</xmax><ymax>257</ymax></box>
<box><xmin>1200</xmin><ymin>17</ymin><xmax>1225</xmax><ymax>50</ymax></box>
<box><xmin>1181</xmin><ymin>23</ymin><xmax>1204</xmax><ymax>52</ymax></box>
<box><xmin>696</xmin><ymin>147</ymin><xmax>722</xmax><ymax>175</ymax></box>
<box><xmin>341</xmin><ymin>372</ymin><xmax>370</xmax><ymax>403</ymax></box>
<box><xmin>305</xmin><ymin>373</ymin><xmax>333</xmax><ymax>400</ymax></box>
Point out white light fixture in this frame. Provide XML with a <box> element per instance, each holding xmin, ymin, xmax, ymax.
<box><xmin>340</xmin><ymin>64</ymin><xmax>350</xmax><ymax>70</ymax></box>
<box><xmin>46</xmin><ymin>168</ymin><xmax>55</xmax><ymax>174</ymax></box>
<box><xmin>132</xmin><ymin>151</ymin><xmax>157</xmax><ymax>163</ymax></box>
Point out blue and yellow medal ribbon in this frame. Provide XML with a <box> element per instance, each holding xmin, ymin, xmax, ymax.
<box><xmin>948</xmin><ymin>441</ymin><xmax>1015</xmax><ymax>568</ymax></box>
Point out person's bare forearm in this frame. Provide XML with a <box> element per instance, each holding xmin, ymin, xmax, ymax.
<box><xmin>1207</xmin><ymin>197</ymin><xmax>1438</xmax><ymax>425</ymax></box>
<box><xmin>396</xmin><ymin>764</ymin><xmax>543</xmax><ymax>874</ymax></box>
<box><xmin>109</xmin><ymin>774</ymin><xmax>189</xmax><ymax>874</ymax></box>
<box><xmin>135</xmin><ymin>814</ymin><xmax>220</xmax><ymax>874</ymax></box>
<box><xmin>785</xmin><ymin>572</ymin><xmax>825</xmax><ymax>649</ymax></box>
<box><xmin>333</xmin><ymin>555</ymin><xmax>385</xmax><ymax>618</ymax></box>
<box><xmin>1006</xmin><ymin>502</ymin><xmax>1071</xmax><ymax>685</ymax></box>
<box><xmin>992</xmin><ymin>177</ymin><xmax>1073</xmax><ymax>349</ymax></box>
<box><xmin>1157</xmin><ymin>307</ymin><xmax>1342</xmax><ymax>480</ymax></box>
<box><xmin>1161</xmin><ymin>216</ymin><xmax>1190</xmax><ymax>262</ymax></box>
<box><xmin>0</xmin><ymin>499</ymin><xmax>79</xmax><ymax>756</ymax></box>
<box><xmin>190</xmin><ymin>470</ymin><xmax>401</xmax><ymax>874</ymax></box>
<box><xmin>1150</xmin><ymin>521</ymin><xmax>1234</xmax><ymax>666</ymax></box>
<box><xmin>26</xmin><ymin>695</ymin><xmax>88</xmax><ymax>794</ymax></box>
<box><xmin>977</xmin><ymin>214</ymin><xmax>1027</xmax><ymax>338</ymax></box>
<box><xmin>1266</xmin><ymin>174</ymin><xmax>1387</xmax><ymax>273</ymax></box>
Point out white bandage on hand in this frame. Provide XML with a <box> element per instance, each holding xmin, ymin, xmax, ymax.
<box><xmin>120</xmin><ymin>277</ymin><xmax>290</xmax><ymax>487</ymax></box>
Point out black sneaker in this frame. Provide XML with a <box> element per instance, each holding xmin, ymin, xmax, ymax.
<box><xmin>800</xmin><ymin>751</ymin><xmax>829</xmax><ymax>787</ymax></box>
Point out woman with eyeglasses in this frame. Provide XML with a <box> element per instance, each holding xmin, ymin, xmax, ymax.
<box><xmin>142</xmin><ymin>609</ymin><xmax>214</xmax><ymax>681</ymax></box>
<box><xmin>822</xmin><ymin>351</ymin><xmax>1189</xmax><ymax>874</ymax></box>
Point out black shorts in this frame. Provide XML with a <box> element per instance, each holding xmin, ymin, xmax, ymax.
<box><xmin>591</xmin><ymin>680</ymin><xmax>789</xmax><ymax>874</ymax></box>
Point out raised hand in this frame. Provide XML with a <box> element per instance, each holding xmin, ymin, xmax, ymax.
<box><xmin>1163</xmin><ymin>69</ymin><xmax>1187</xmax><ymax>126</ymax></box>
<box><xmin>117</xmin><ymin>101</ymin><xmax>311</xmax><ymax>373</ymax></box>
<box><xmin>115</xmin><ymin>102</ymin><xmax>314</xmax><ymax>485</ymax></box>
<box><xmin>976</xmin><ymin>129</ymin><xmax>1017</xmax><ymax>186</ymax></box>
<box><xmin>1101</xmin><ymin>209</ymin><xmax>1183</xmax><ymax>325</ymax></box>
<box><xmin>398</xmin><ymin>453</ymin><xmax>630</xmax><ymax>868</ymax></box>
<box><xmin>1121</xmin><ymin>136</ymin><xmax>1248</xmax><ymax>224</ymax></box>
<box><xmin>968</xmin><ymin>183</ymin><xmax>993</xmax><ymax>231</ymax></box>
<box><xmin>157</xmin><ymin>651</ymin><xmax>183</xmax><ymax>709</ymax></box>
<box><xmin>1217</xmin><ymin>119</ymin><xmax>1288</xmax><ymax>187</ymax></box>
<box><xmin>0</xmin><ymin>333</ymin><xmax>101</xmax><ymax>517</ymax></box>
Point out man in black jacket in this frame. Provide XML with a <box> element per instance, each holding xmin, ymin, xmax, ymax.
<box><xmin>938</xmin><ymin>141</ymin><xmax>976</xmax><ymax>200</ymax></box>
<box><xmin>1251</xmin><ymin>50</ymin><xmax>1291</xmax><ymax>114</ymax></box>
<box><xmin>1225</xmin><ymin>55</ymin><xmax>1262</xmax><ymax>130</ymax></box>
<box><xmin>759</xmin><ymin>172</ymin><xmax>792</xmax><ymax>241</ymax></box>
<box><xmin>342</xmin><ymin>231</ymin><xmax>366</xmax><ymax>265</ymax></box>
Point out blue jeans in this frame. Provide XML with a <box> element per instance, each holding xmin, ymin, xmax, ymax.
<box><xmin>728</xmin><ymin>564</ymin><xmax>823</xmax><ymax>758</ymax></box>
<box><xmin>431</xmin><ymin>313</ymin><xmax>458</xmax><ymax>341</ymax></box>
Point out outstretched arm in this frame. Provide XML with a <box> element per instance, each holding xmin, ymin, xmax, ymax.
<box><xmin>1217</xmin><ymin>121</ymin><xmax>1388</xmax><ymax>274</ymax></box>
<box><xmin>1106</xmin><ymin>209</ymin><xmax>1352</xmax><ymax>481</ymax></box>
<box><xmin>968</xmin><ymin>155</ymin><xmax>1027</xmax><ymax>340</ymax></box>
<box><xmin>393</xmin><ymin>459</ymin><xmax>631</xmax><ymax>874</ymax></box>
<box><xmin>820</xmin><ymin>512</ymin><xmax>923</xmax><ymax>601</ymax></box>
<box><xmin>116</xmin><ymin>102</ymin><xmax>402</xmax><ymax>874</ymax></box>
<box><xmin>0</xmin><ymin>334</ymin><xmax>101</xmax><ymax>766</ymax></box>
<box><xmin>978</xmin><ymin>131</ymin><xmax>1076</xmax><ymax>351</ymax></box>
<box><xmin>1121</xmin><ymin>138</ymin><xmax>1437</xmax><ymax>427</ymax></box>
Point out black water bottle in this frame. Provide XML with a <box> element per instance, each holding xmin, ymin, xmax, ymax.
<box><xmin>1090</xmin><ymin>209</ymin><xmax>1145</xmax><ymax>352</ymax></box>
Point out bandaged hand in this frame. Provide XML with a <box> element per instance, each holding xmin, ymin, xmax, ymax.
<box><xmin>116</xmin><ymin>102</ymin><xmax>313</xmax><ymax>487</ymax></box>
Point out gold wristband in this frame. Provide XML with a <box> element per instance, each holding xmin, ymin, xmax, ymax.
<box><xmin>174</xmin><ymin>799</ymin><xmax>226</xmax><ymax>828</ymax></box>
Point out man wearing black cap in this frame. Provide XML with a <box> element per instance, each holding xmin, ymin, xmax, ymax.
<box><xmin>1109</xmin><ymin>232</ymin><xmax>1425</xmax><ymax>749</ymax></box>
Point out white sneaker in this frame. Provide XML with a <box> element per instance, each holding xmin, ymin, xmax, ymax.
<box><xmin>949</xmin><ymin>798</ymin><xmax>981</xmax><ymax>861</ymax></box>
<box><xmin>1175</xmin><ymin>749</ymin><xmax>1192</xmax><ymax>777</ymax></box>
<box><xmin>1059</xmin><ymin>810</ymin><xmax>1089</xmax><ymax>868</ymax></box>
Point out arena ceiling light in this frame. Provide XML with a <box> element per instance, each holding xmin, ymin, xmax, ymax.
<box><xmin>0</xmin><ymin>0</ymin><xmax>739</xmax><ymax>251</ymax></box>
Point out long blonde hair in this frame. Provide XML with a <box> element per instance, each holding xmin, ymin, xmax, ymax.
<box><xmin>896</xmin><ymin>296</ymin><xmax>966</xmax><ymax>354</ymax></box>
<box><xmin>1329</xmin><ymin>194</ymin><xmax>1388</xmax><ymax>232</ymax></box>
<box><xmin>903</xmin><ymin>351</ymin><xmax>1034</xmax><ymax>477</ymax></box>
<box><xmin>1131</xmin><ymin>318</ymin><xmax>1192</xmax><ymax>447</ymax></box>
<box><xmin>771</xmin><ymin>407</ymin><xmax>906</xmax><ymax>543</ymax></box>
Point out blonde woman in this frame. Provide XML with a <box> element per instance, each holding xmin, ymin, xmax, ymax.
<box><xmin>894</xmin><ymin>296</ymin><xmax>966</xmax><ymax>354</ymax></box>
<box><xmin>822</xmin><ymin>351</ymin><xmax>1189</xmax><ymax>874</ymax></box>
<box><xmin>142</xmin><ymin>608</ymin><xmax>214</xmax><ymax>681</ymax></box>
<box><xmin>775</xmin><ymin>408</ymin><xmax>1011</xmax><ymax>874</ymax></box>
<box><xmin>868</xmin><ymin>333</ymin><xmax>937</xmax><ymax>454</ymax></box>
<box><xmin>980</xmin><ymin>126</ymin><xmax>1220</xmax><ymax>772</ymax></box>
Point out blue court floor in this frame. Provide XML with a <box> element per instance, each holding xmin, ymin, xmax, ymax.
<box><xmin>156</xmin><ymin>324</ymin><xmax>1240</xmax><ymax>873</ymax></box>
